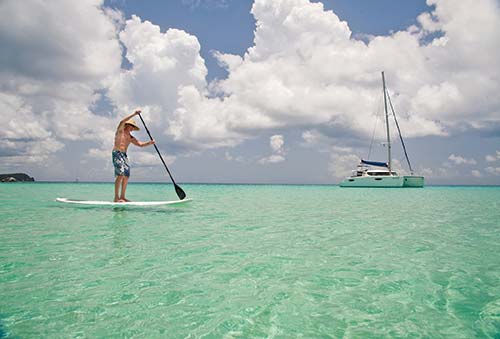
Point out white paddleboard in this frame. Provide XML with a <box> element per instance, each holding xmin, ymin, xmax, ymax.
<box><xmin>56</xmin><ymin>197</ymin><xmax>192</xmax><ymax>207</ymax></box>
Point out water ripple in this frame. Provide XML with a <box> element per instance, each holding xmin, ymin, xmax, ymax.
<box><xmin>0</xmin><ymin>184</ymin><xmax>499</xmax><ymax>338</ymax></box>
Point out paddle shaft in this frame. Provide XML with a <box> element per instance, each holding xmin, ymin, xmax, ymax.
<box><xmin>137</xmin><ymin>113</ymin><xmax>185</xmax><ymax>200</ymax></box>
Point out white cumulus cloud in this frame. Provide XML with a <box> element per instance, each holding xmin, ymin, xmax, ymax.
<box><xmin>163</xmin><ymin>0</ymin><xmax>500</xmax><ymax>151</ymax></box>
<box><xmin>259</xmin><ymin>135</ymin><xmax>286</xmax><ymax>164</ymax></box>
<box><xmin>471</xmin><ymin>170</ymin><xmax>482</xmax><ymax>178</ymax></box>
<box><xmin>448</xmin><ymin>154</ymin><xmax>477</xmax><ymax>165</ymax></box>
<box><xmin>485</xmin><ymin>166</ymin><xmax>500</xmax><ymax>175</ymax></box>
<box><xmin>0</xmin><ymin>0</ymin><xmax>122</xmax><ymax>172</ymax></box>
<box><xmin>328</xmin><ymin>152</ymin><xmax>360</xmax><ymax>179</ymax></box>
<box><xmin>485</xmin><ymin>151</ymin><xmax>500</xmax><ymax>162</ymax></box>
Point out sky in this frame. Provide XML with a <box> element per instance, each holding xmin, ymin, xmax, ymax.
<box><xmin>0</xmin><ymin>0</ymin><xmax>499</xmax><ymax>185</ymax></box>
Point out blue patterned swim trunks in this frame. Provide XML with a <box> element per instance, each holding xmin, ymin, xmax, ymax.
<box><xmin>112</xmin><ymin>150</ymin><xmax>130</xmax><ymax>177</ymax></box>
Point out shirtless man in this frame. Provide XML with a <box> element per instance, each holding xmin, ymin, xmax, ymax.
<box><xmin>112</xmin><ymin>110</ymin><xmax>155</xmax><ymax>202</ymax></box>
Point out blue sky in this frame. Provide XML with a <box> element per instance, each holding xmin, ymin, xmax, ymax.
<box><xmin>1</xmin><ymin>0</ymin><xmax>499</xmax><ymax>185</ymax></box>
<box><xmin>109</xmin><ymin>0</ymin><xmax>431</xmax><ymax>79</ymax></box>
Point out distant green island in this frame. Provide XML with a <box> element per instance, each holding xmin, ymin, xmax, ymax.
<box><xmin>0</xmin><ymin>173</ymin><xmax>35</xmax><ymax>182</ymax></box>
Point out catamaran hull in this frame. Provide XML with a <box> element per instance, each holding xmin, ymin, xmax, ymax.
<box><xmin>339</xmin><ymin>175</ymin><xmax>424</xmax><ymax>187</ymax></box>
<box><xmin>340</xmin><ymin>176</ymin><xmax>404</xmax><ymax>187</ymax></box>
<box><xmin>402</xmin><ymin>176</ymin><xmax>424</xmax><ymax>187</ymax></box>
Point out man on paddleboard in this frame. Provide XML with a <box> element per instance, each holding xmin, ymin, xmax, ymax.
<box><xmin>113</xmin><ymin>110</ymin><xmax>155</xmax><ymax>202</ymax></box>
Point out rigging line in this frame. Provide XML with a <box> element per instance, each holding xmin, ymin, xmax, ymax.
<box><xmin>367</xmin><ymin>94</ymin><xmax>383</xmax><ymax>160</ymax></box>
<box><xmin>387</xmin><ymin>91</ymin><xmax>414</xmax><ymax>174</ymax></box>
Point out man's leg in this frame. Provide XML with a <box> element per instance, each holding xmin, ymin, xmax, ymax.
<box><xmin>114</xmin><ymin>176</ymin><xmax>123</xmax><ymax>202</ymax></box>
<box><xmin>120</xmin><ymin>176</ymin><xmax>130</xmax><ymax>201</ymax></box>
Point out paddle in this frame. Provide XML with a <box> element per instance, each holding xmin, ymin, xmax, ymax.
<box><xmin>137</xmin><ymin>113</ymin><xmax>186</xmax><ymax>200</ymax></box>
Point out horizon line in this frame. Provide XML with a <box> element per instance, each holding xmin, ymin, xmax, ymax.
<box><xmin>4</xmin><ymin>181</ymin><xmax>499</xmax><ymax>187</ymax></box>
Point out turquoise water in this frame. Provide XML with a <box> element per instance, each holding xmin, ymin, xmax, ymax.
<box><xmin>1</xmin><ymin>183</ymin><xmax>499</xmax><ymax>338</ymax></box>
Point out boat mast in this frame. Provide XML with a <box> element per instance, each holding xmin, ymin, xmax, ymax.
<box><xmin>387</xmin><ymin>92</ymin><xmax>414</xmax><ymax>175</ymax></box>
<box><xmin>381</xmin><ymin>71</ymin><xmax>392</xmax><ymax>173</ymax></box>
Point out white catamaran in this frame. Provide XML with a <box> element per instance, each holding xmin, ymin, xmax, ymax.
<box><xmin>340</xmin><ymin>72</ymin><xmax>424</xmax><ymax>188</ymax></box>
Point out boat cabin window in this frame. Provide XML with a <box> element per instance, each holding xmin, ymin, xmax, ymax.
<box><xmin>367</xmin><ymin>172</ymin><xmax>388</xmax><ymax>176</ymax></box>
<box><xmin>366</xmin><ymin>171</ymin><xmax>398</xmax><ymax>176</ymax></box>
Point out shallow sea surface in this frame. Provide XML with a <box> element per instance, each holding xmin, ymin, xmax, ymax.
<box><xmin>0</xmin><ymin>183</ymin><xmax>499</xmax><ymax>338</ymax></box>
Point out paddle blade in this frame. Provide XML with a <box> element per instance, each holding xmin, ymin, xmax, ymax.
<box><xmin>175</xmin><ymin>184</ymin><xmax>186</xmax><ymax>200</ymax></box>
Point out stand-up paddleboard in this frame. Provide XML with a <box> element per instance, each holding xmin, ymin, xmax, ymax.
<box><xmin>56</xmin><ymin>197</ymin><xmax>192</xmax><ymax>207</ymax></box>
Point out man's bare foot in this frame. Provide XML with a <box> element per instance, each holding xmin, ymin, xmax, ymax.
<box><xmin>120</xmin><ymin>198</ymin><xmax>131</xmax><ymax>202</ymax></box>
<box><xmin>114</xmin><ymin>198</ymin><xmax>127</xmax><ymax>202</ymax></box>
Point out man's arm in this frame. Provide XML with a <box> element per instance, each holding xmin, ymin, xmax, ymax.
<box><xmin>117</xmin><ymin>109</ymin><xmax>141</xmax><ymax>130</ymax></box>
<box><xmin>131</xmin><ymin>136</ymin><xmax>155</xmax><ymax>148</ymax></box>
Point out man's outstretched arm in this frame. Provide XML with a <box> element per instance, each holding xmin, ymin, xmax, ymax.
<box><xmin>131</xmin><ymin>137</ymin><xmax>155</xmax><ymax>148</ymax></box>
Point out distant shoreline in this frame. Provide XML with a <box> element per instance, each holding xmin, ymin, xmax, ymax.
<box><xmin>0</xmin><ymin>173</ymin><xmax>34</xmax><ymax>182</ymax></box>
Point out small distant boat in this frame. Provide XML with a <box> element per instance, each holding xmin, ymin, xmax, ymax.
<box><xmin>340</xmin><ymin>72</ymin><xmax>424</xmax><ymax>188</ymax></box>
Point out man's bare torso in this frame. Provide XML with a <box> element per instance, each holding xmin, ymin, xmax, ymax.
<box><xmin>113</xmin><ymin>125</ymin><xmax>135</xmax><ymax>153</ymax></box>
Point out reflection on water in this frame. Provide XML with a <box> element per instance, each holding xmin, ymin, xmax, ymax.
<box><xmin>110</xmin><ymin>210</ymin><xmax>131</xmax><ymax>254</ymax></box>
